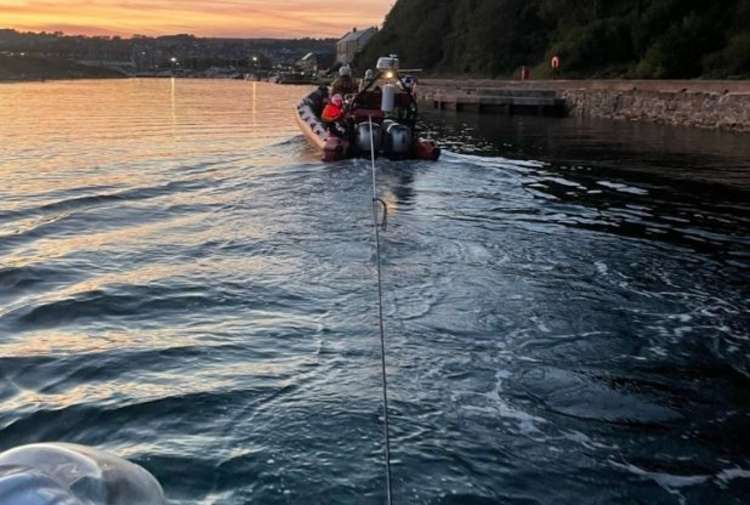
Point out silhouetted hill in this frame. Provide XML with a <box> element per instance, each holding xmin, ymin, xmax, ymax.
<box><xmin>0</xmin><ymin>29</ymin><xmax>336</xmax><ymax>71</ymax></box>
<box><xmin>358</xmin><ymin>0</ymin><xmax>750</xmax><ymax>78</ymax></box>
<box><xmin>0</xmin><ymin>55</ymin><xmax>126</xmax><ymax>81</ymax></box>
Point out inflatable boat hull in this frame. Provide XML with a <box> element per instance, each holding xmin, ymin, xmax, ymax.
<box><xmin>295</xmin><ymin>90</ymin><xmax>440</xmax><ymax>163</ymax></box>
<box><xmin>295</xmin><ymin>101</ymin><xmax>349</xmax><ymax>162</ymax></box>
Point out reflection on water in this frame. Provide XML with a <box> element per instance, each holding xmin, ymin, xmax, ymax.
<box><xmin>424</xmin><ymin>110</ymin><xmax>750</xmax><ymax>189</ymax></box>
<box><xmin>423</xmin><ymin>112</ymin><xmax>750</xmax><ymax>267</ymax></box>
<box><xmin>0</xmin><ymin>79</ymin><xmax>749</xmax><ymax>505</ymax></box>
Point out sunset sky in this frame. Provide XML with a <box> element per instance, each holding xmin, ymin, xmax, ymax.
<box><xmin>0</xmin><ymin>0</ymin><xmax>392</xmax><ymax>38</ymax></box>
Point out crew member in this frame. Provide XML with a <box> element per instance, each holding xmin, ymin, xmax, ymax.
<box><xmin>332</xmin><ymin>65</ymin><xmax>357</xmax><ymax>96</ymax></box>
<box><xmin>359</xmin><ymin>69</ymin><xmax>375</xmax><ymax>92</ymax></box>
<box><xmin>321</xmin><ymin>94</ymin><xmax>346</xmax><ymax>136</ymax></box>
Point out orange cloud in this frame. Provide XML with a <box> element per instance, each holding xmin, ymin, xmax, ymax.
<box><xmin>0</xmin><ymin>0</ymin><xmax>391</xmax><ymax>37</ymax></box>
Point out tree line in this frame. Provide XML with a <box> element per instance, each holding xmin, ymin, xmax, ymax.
<box><xmin>357</xmin><ymin>0</ymin><xmax>750</xmax><ymax>78</ymax></box>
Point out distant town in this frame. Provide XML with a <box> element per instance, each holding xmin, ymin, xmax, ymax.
<box><xmin>0</xmin><ymin>28</ymin><xmax>378</xmax><ymax>82</ymax></box>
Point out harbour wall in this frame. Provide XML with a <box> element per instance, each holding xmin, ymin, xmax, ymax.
<box><xmin>419</xmin><ymin>79</ymin><xmax>750</xmax><ymax>133</ymax></box>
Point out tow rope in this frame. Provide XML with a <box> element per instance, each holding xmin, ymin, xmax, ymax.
<box><xmin>369</xmin><ymin>115</ymin><xmax>394</xmax><ymax>505</ymax></box>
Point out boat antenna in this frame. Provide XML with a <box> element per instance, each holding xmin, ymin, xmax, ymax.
<box><xmin>369</xmin><ymin>115</ymin><xmax>394</xmax><ymax>505</ymax></box>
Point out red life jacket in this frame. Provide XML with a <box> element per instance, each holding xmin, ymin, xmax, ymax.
<box><xmin>322</xmin><ymin>102</ymin><xmax>343</xmax><ymax>122</ymax></box>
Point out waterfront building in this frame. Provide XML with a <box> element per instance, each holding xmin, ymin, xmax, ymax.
<box><xmin>336</xmin><ymin>27</ymin><xmax>377</xmax><ymax>65</ymax></box>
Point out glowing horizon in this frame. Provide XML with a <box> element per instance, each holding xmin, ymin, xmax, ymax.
<box><xmin>0</xmin><ymin>1</ymin><xmax>391</xmax><ymax>38</ymax></box>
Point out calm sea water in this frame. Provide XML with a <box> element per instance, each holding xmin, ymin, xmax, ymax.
<box><xmin>1</xmin><ymin>79</ymin><xmax>749</xmax><ymax>505</ymax></box>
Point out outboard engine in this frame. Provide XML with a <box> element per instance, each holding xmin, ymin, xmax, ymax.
<box><xmin>383</xmin><ymin>120</ymin><xmax>413</xmax><ymax>158</ymax></box>
<box><xmin>355</xmin><ymin>122</ymin><xmax>383</xmax><ymax>155</ymax></box>
<box><xmin>381</xmin><ymin>84</ymin><xmax>396</xmax><ymax>113</ymax></box>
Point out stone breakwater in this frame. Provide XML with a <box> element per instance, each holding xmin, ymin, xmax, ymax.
<box><xmin>419</xmin><ymin>79</ymin><xmax>750</xmax><ymax>133</ymax></box>
<box><xmin>561</xmin><ymin>88</ymin><xmax>750</xmax><ymax>133</ymax></box>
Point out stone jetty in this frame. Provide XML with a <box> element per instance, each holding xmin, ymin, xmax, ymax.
<box><xmin>417</xmin><ymin>79</ymin><xmax>750</xmax><ymax>133</ymax></box>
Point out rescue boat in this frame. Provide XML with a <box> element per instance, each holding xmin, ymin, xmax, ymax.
<box><xmin>295</xmin><ymin>56</ymin><xmax>441</xmax><ymax>162</ymax></box>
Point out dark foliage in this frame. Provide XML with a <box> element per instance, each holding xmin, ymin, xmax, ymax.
<box><xmin>357</xmin><ymin>0</ymin><xmax>749</xmax><ymax>78</ymax></box>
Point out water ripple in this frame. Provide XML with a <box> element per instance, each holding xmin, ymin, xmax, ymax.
<box><xmin>0</xmin><ymin>80</ymin><xmax>748</xmax><ymax>505</ymax></box>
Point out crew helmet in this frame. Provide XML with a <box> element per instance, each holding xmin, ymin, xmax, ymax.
<box><xmin>365</xmin><ymin>69</ymin><xmax>375</xmax><ymax>80</ymax></box>
<box><xmin>339</xmin><ymin>65</ymin><xmax>352</xmax><ymax>77</ymax></box>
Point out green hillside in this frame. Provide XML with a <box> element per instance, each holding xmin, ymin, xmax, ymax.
<box><xmin>357</xmin><ymin>0</ymin><xmax>750</xmax><ymax>78</ymax></box>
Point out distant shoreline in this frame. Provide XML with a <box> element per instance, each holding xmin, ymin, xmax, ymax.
<box><xmin>0</xmin><ymin>55</ymin><xmax>126</xmax><ymax>82</ymax></box>
<box><xmin>0</xmin><ymin>76</ymin><xmax>126</xmax><ymax>83</ymax></box>
<box><xmin>0</xmin><ymin>75</ymin><xmax>259</xmax><ymax>84</ymax></box>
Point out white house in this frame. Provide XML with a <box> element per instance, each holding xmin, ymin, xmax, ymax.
<box><xmin>336</xmin><ymin>27</ymin><xmax>378</xmax><ymax>65</ymax></box>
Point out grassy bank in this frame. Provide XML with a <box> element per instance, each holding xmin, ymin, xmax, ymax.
<box><xmin>0</xmin><ymin>55</ymin><xmax>126</xmax><ymax>82</ymax></box>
